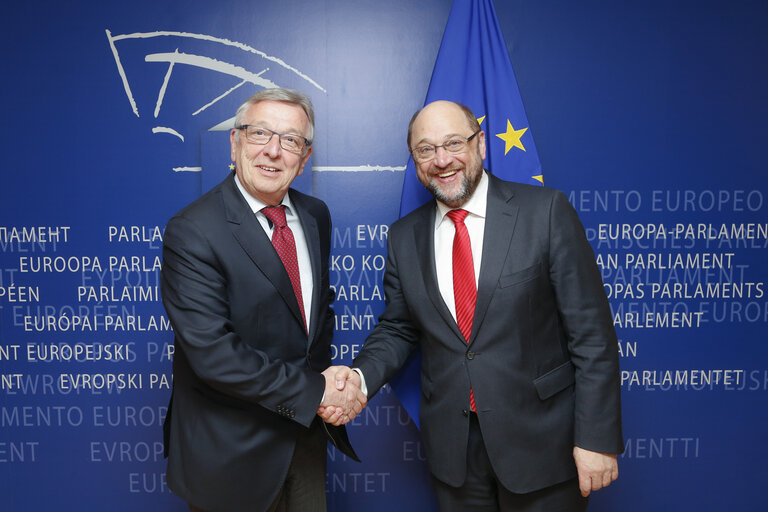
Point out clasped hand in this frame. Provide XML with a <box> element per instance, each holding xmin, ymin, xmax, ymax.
<box><xmin>317</xmin><ymin>366</ymin><xmax>367</xmax><ymax>426</ymax></box>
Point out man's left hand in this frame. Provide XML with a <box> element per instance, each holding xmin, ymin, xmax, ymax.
<box><xmin>573</xmin><ymin>446</ymin><xmax>618</xmax><ymax>497</ymax></box>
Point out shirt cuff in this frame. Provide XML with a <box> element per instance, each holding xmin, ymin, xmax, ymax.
<box><xmin>351</xmin><ymin>368</ymin><xmax>368</xmax><ymax>397</ymax></box>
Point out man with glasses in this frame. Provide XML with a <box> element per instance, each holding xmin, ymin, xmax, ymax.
<box><xmin>333</xmin><ymin>100</ymin><xmax>623</xmax><ymax>511</ymax></box>
<box><xmin>161</xmin><ymin>88</ymin><xmax>364</xmax><ymax>512</ymax></box>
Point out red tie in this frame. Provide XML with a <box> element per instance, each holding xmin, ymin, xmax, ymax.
<box><xmin>446</xmin><ymin>209</ymin><xmax>477</xmax><ymax>412</ymax></box>
<box><xmin>262</xmin><ymin>205</ymin><xmax>306</xmax><ymax>330</ymax></box>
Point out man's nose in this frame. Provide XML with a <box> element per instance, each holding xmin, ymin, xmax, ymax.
<box><xmin>263</xmin><ymin>133</ymin><xmax>282</xmax><ymax>157</ymax></box>
<box><xmin>433</xmin><ymin>145</ymin><xmax>453</xmax><ymax>167</ymax></box>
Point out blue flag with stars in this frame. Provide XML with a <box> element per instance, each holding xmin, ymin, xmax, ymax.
<box><xmin>390</xmin><ymin>0</ymin><xmax>542</xmax><ymax>427</ymax></box>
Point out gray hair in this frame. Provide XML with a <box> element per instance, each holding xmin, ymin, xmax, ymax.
<box><xmin>234</xmin><ymin>88</ymin><xmax>315</xmax><ymax>144</ymax></box>
<box><xmin>407</xmin><ymin>101</ymin><xmax>481</xmax><ymax>148</ymax></box>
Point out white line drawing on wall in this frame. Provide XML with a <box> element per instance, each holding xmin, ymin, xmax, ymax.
<box><xmin>106</xmin><ymin>29</ymin><xmax>403</xmax><ymax>174</ymax></box>
<box><xmin>106</xmin><ymin>29</ymin><xmax>326</xmax><ymax>173</ymax></box>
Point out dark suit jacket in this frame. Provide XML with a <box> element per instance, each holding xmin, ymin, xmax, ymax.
<box><xmin>354</xmin><ymin>172</ymin><xmax>622</xmax><ymax>493</ymax></box>
<box><xmin>161</xmin><ymin>173</ymin><xmax>355</xmax><ymax>512</ymax></box>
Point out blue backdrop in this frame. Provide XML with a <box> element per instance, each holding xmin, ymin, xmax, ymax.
<box><xmin>1</xmin><ymin>1</ymin><xmax>766</xmax><ymax>510</ymax></box>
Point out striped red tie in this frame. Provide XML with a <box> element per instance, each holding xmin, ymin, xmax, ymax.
<box><xmin>262</xmin><ymin>205</ymin><xmax>306</xmax><ymax>331</ymax></box>
<box><xmin>446</xmin><ymin>209</ymin><xmax>477</xmax><ymax>412</ymax></box>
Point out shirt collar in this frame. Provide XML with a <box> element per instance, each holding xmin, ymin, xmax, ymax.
<box><xmin>234</xmin><ymin>173</ymin><xmax>295</xmax><ymax>216</ymax></box>
<box><xmin>435</xmin><ymin>170</ymin><xmax>489</xmax><ymax>226</ymax></box>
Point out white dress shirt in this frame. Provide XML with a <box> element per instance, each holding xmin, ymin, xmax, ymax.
<box><xmin>234</xmin><ymin>174</ymin><xmax>314</xmax><ymax>333</ymax></box>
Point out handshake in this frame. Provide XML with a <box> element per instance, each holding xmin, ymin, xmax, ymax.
<box><xmin>317</xmin><ymin>366</ymin><xmax>367</xmax><ymax>426</ymax></box>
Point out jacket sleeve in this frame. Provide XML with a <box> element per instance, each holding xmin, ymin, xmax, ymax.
<box><xmin>547</xmin><ymin>190</ymin><xmax>624</xmax><ymax>454</ymax></box>
<box><xmin>353</xmin><ymin>232</ymin><xmax>422</xmax><ymax>396</ymax></box>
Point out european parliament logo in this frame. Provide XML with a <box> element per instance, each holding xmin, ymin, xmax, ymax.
<box><xmin>105</xmin><ymin>30</ymin><xmax>325</xmax><ymax>173</ymax></box>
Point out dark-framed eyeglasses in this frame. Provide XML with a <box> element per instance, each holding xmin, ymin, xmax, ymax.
<box><xmin>236</xmin><ymin>125</ymin><xmax>311</xmax><ymax>155</ymax></box>
<box><xmin>410</xmin><ymin>130</ymin><xmax>481</xmax><ymax>163</ymax></box>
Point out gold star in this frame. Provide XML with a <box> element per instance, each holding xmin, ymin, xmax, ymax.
<box><xmin>477</xmin><ymin>115</ymin><xmax>486</xmax><ymax>126</ymax></box>
<box><xmin>229</xmin><ymin>163</ymin><xmax>235</xmax><ymax>170</ymax></box>
<box><xmin>533</xmin><ymin>175</ymin><xmax>544</xmax><ymax>184</ymax></box>
<box><xmin>496</xmin><ymin>120</ymin><xmax>528</xmax><ymax>155</ymax></box>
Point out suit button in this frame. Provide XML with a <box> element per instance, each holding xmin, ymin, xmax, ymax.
<box><xmin>462</xmin><ymin>409</ymin><xmax>469</xmax><ymax>417</ymax></box>
<box><xmin>466</xmin><ymin>352</ymin><xmax>475</xmax><ymax>360</ymax></box>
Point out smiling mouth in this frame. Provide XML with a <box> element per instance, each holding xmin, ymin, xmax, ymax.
<box><xmin>258</xmin><ymin>165</ymin><xmax>280</xmax><ymax>173</ymax></box>
<box><xmin>436</xmin><ymin>169</ymin><xmax>459</xmax><ymax>179</ymax></box>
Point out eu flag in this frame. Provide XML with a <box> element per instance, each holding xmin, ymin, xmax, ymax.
<box><xmin>391</xmin><ymin>0</ymin><xmax>542</xmax><ymax>427</ymax></box>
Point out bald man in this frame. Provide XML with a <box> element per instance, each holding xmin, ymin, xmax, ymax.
<box><xmin>344</xmin><ymin>100</ymin><xmax>623</xmax><ymax>511</ymax></box>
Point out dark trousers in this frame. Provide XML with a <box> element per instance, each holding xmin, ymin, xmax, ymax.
<box><xmin>189</xmin><ymin>419</ymin><xmax>327</xmax><ymax>512</ymax></box>
<box><xmin>431</xmin><ymin>413</ymin><xmax>588</xmax><ymax>512</ymax></box>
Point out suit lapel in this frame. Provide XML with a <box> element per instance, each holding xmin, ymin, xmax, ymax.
<box><xmin>471</xmin><ymin>174</ymin><xmax>519</xmax><ymax>343</ymax></box>
<box><xmin>291</xmin><ymin>191</ymin><xmax>321</xmax><ymax>344</ymax></box>
<box><xmin>222</xmin><ymin>177</ymin><xmax>306</xmax><ymax>331</ymax></box>
<box><xmin>412</xmin><ymin>203</ymin><xmax>467</xmax><ymax>344</ymax></box>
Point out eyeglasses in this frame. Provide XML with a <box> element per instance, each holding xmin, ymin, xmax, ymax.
<box><xmin>236</xmin><ymin>125</ymin><xmax>311</xmax><ymax>155</ymax></box>
<box><xmin>410</xmin><ymin>130</ymin><xmax>481</xmax><ymax>163</ymax></box>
